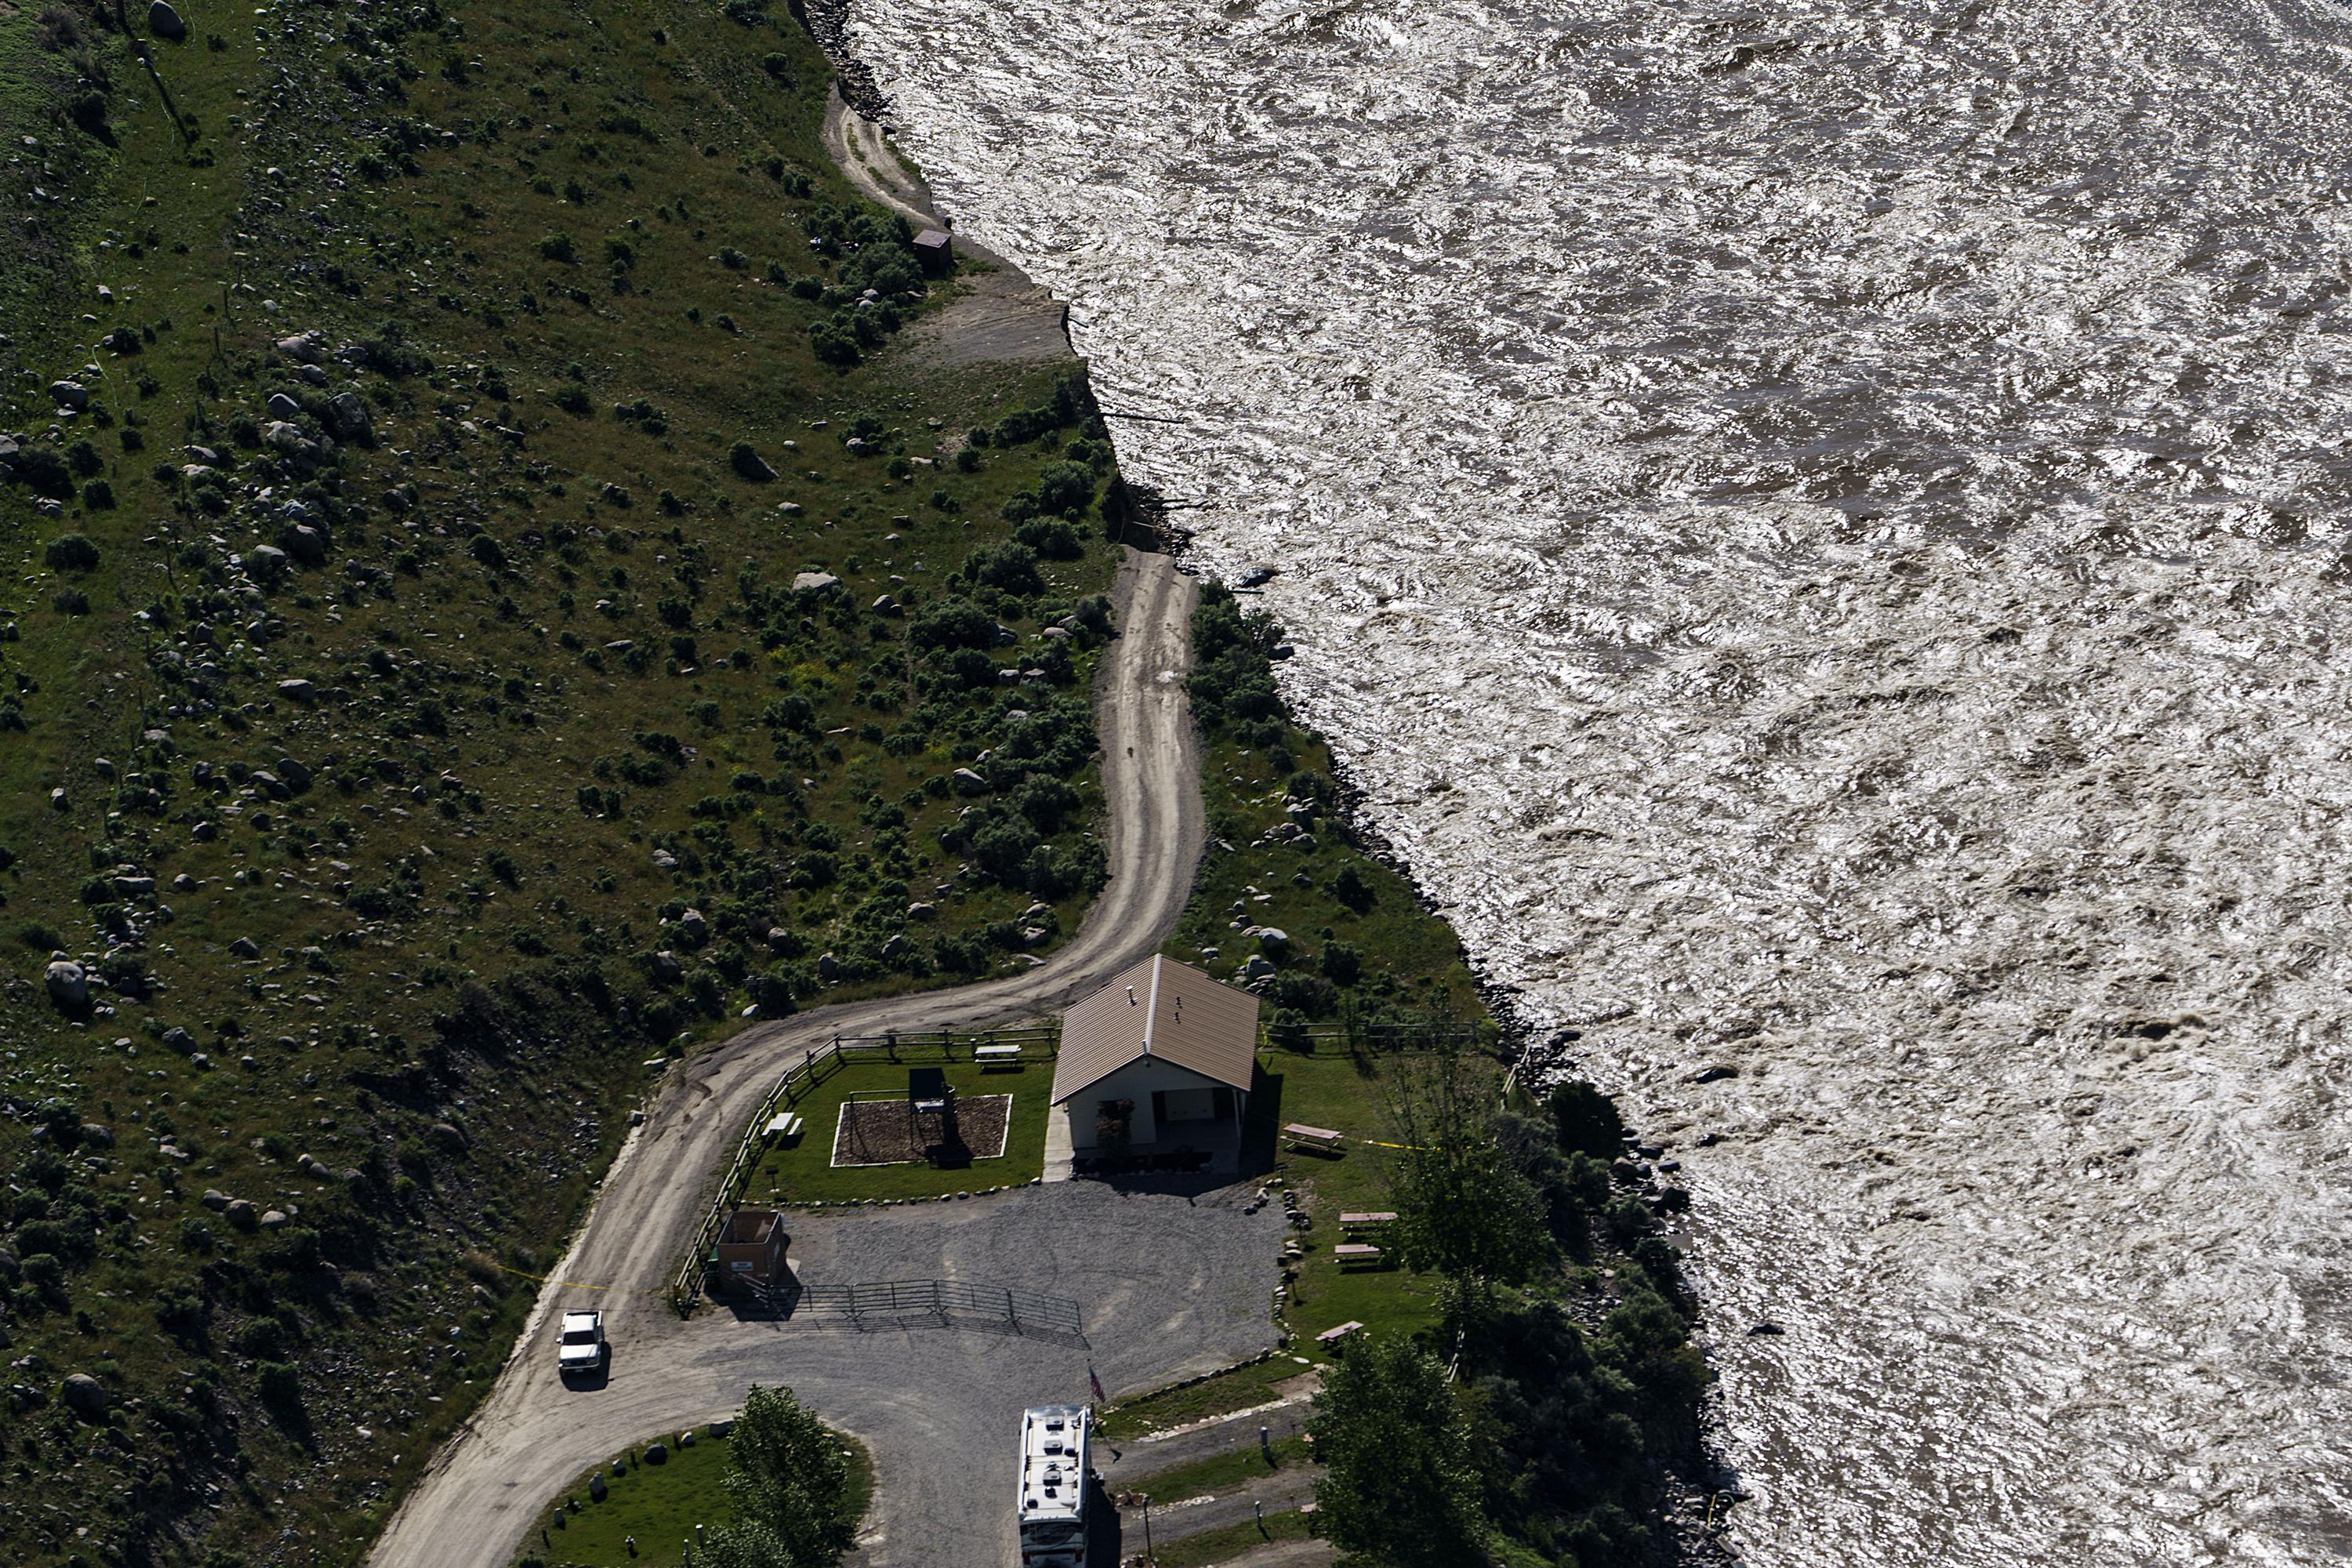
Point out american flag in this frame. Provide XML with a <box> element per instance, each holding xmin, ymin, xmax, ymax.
<box><xmin>1087</xmin><ymin>1364</ymin><xmax>1106</xmax><ymax>1403</ymax></box>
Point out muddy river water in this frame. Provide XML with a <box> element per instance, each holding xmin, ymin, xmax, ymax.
<box><xmin>841</xmin><ymin>0</ymin><xmax>2352</xmax><ymax>1559</ymax></box>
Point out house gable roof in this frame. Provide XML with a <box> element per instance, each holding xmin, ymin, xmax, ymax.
<box><xmin>1051</xmin><ymin>955</ymin><xmax>1259</xmax><ymax>1105</ymax></box>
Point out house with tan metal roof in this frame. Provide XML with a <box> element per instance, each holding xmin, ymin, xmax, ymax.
<box><xmin>1050</xmin><ymin>956</ymin><xmax>1258</xmax><ymax>1174</ymax></box>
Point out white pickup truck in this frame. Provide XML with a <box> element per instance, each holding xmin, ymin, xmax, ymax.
<box><xmin>556</xmin><ymin>1309</ymin><xmax>606</xmax><ymax>1374</ymax></box>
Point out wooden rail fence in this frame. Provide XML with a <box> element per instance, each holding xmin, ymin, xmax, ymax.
<box><xmin>668</xmin><ymin>1026</ymin><xmax>1059</xmax><ymax>1314</ymax></box>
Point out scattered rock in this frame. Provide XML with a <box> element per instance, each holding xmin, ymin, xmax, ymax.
<box><xmin>1256</xmin><ymin>927</ymin><xmax>1290</xmax><ymax>954</ymax></box>
<box><xmin>49</xmin><ymin>381</ymin><xmax>89</xmax><ymax>411</ymax></box>
<box><xmin>906</xmin><ymin>901</ymin><xmax>936</xmax><ymax>920</ymax></box>
<box><xmin>870</xmin><ymin>593</ymin><xmax>899</xmax><ymax>615</ymax></box>
<box><xmin>651</xmin><ymin>848</ymin><xmax>678</xmax><ymax>871</ymax></box>
<box><xmin>815</xmin><ymin>952</ymin><xmax>840</xmax><ymax>981</ymax></box>
<box><xmin>78</xmin><ymin>1123</ymin><xmax>113</xmax><ymax>1149</ymax></box>
<box><xmin>275</xmin><ymin>678</ymin><xmax>316</xmax><ymax>701</ymax></box>
<box><xmin>259</xmin><ymin>1209</ymin><xmax>288</xmax><ymax>1229</ymax></box>
<box><xmin>225</xmin><ymin>1198</ymin><xmax>258</xmax><ymax>1228</ymax></box>
<box><xmin>764</xmin><ymin>926</ymin><xmax>793</xmax><ymax>953</ymax></box>
<box><xmin>427</xmin><ymin>1122</ymin><xmax>468</xmax><ymax>1152</ymax></box>
<box><xmin>266</xmin><ymin>391</ymin><xmax>302</xmax><ymax>420</ymax></box>
<box><xmin>792</xmin><ymin>571</ymin><xmax>840</xmax><ymax>594</ymax></box>
<box><xmin>249</xmin><ymin>543</ymin><xmax>289</xmax><ymax>578</ymax></box>
<box><xmin>880</xmin><ymin>933</ymin><xmax>908</xmax><ymax>960</ymax></box>
<box><xmin>274</xmin><ymin>330</ymin><xmax>322</xmax><ymax>362</ymax></box>
<box><xmin>677</xmin><ymin>908</ymin><xmax>708</xmax><ymax>942</ymax></box>
<box><xmin>201</xmin><ymin>1189</ymin><xmax>230</xmax><ymax>1210</ymax></box>
<box><xmin>644</xmin><ymin>1442</ymin><xmax>668</xmax><ymax>1465</ymax></box>
<box><xmin>950</xmin><ymin>768</ymin><xmax>989</xmax><ymax>796</ymax></box>
<box><xmin>677</xmin><ymin>1428</ymin><xmax>695</xmax><ymax>1448</ymax></box>
<box><xmin>1242</xmin><ymin>955</ymin><xmax>1276</xmax><ymax>981</ymax></box>
<box><xmin>648</xmin><ymin>951</ymin><xmax>683</xmax><ymax>982</ymax></box>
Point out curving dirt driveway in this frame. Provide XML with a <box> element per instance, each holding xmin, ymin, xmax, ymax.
<box><xmin>368</xmin><ymin>550</ymin><xmax>1220</xmax><ymax>1568</ymax></box>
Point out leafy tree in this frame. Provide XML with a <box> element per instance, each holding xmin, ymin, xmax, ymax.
<box><xmin>700</xmin><ymin>1384</ymin><xmax>853</xmax><ymax>1567</ymax></box>
<box><xmin>1383</xmin><ymin>1057</ymin><xmax>1551</xmax><ymax>1302</ymax></box>
<box><xmin>1544</xmin><ymin>1080</ymin><xmax>1624</xmax><ymax>1160</ymax></box>
<box><xmin>1308</xmin><ymin>1337</ymin><xmax>1490</xmax><ymax>1568</ymax></box>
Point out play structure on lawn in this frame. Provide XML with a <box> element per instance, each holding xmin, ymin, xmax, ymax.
<box><xmin>832</xmin><ymin>1066</ymin><xmax>1014</xmax><ymax>1168</ymax></box>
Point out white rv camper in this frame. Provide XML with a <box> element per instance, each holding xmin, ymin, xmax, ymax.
<box><xmin>1016</xmin><ymin>1403</ymin><xmax>1091</xmax><ymax>1566</ymax></box>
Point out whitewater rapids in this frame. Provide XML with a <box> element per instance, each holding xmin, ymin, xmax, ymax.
<box><xmin>843</xmin><ymin>0</ymin><xmax>2352</xmax><ymax>1560</ymax></box>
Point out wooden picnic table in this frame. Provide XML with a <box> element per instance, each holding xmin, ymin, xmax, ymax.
<box><xmin>1338</xmin><ymin>1210</ymin><xmax>1398</xmax><ymax>1226</ymax></box>
<box><xmin>1316</xmin><ymin>1319</ymin><xmax>1365</xmax><ymax>1345</ymax></box>
<box><xmin>1283</xmin><ymin>1122</ymin><xmax>1343</xmax><ymax>1145</ymax></box>
<box><xmin>1334</xmin><ymin>1243</ymin><xmax>1384</xmax><ymax>1263</ymax></box>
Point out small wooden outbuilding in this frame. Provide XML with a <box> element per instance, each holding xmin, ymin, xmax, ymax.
<box><xmin>712</xmin><ymin>1207</ymin><xmax>790</xmax><ymax>1294</ymax></box>
<box><xmin>912</xmin><ymin>228</ymin><xmax>953</xmax><ymax>275</ymax></box>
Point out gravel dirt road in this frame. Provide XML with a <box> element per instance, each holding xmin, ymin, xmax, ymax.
<box><xmin>368</xmin><ymin>549</ymin><xmax>1215</xmax><ymax>1568</ymax></box>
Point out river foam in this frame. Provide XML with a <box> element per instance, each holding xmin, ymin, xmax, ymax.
<box><xmin>842</xmin><ymin>0</ymin><xmax>2352</xmax><ymax>1559</ymax></box>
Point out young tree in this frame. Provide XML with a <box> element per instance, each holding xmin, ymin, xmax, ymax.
<box><xmin>1383</xmin><ymin>1056</ymin><xmax>1552</xmax><ymax>1300</ymax></box>
<box><xmin>1308</xmin><ymin>1337</ymin><xmax>1490</xmax><ymax>1568</ymax></box>
<box><xmin>1544</xmin><ymin>1080</ymin><xmax>1624</xmax><ymax>1160</ymax></box>
<box><xmin>701</xmin><ymin>1385</ymin><xmax>852</xmax><ymax>1567</ymax></box>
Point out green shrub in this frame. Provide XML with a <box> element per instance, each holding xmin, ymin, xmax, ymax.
<box><xmin>44</xmin><ymin>534</ymin><xmax>100</xmax><ymax>573</ymax></box>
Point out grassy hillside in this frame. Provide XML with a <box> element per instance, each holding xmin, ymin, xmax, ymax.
<box><xmin>0</xmin><ymin>2</ymin><xmax>1126</xmax><ymax>1564</ymax></box>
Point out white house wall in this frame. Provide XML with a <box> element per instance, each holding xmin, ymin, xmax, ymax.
<box><xmin>1062</xmin><ymin>1056</ymin><xmax>1241</xmax><ymax>1149</ymax></box>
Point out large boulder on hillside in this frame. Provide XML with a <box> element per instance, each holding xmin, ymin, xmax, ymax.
<box><xmin>44</xmin><ymin>960</ymin><xmax>88</xmax><ymax>1011</ymax></box>
<box><xmin>148</xmin><ymin>1</ymin><xmax>188</xmax><ymax>40</ymax></box>
<box><xmin>327</xmin><ymin>392</ymin><xmax>372</xmax><ymax>441</ymax></box>
<box><xmin>60</xmin><ymin>1374</ymin><xmax>107</xmax><ymax>1418</ymax></box>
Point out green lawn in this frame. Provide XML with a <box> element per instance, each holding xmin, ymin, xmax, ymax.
<box><xmin>1129</xmin><ymin>1436</ymin><xmax>1311</xmax><ymax>1507</ymax></box>
<box><xmin>517</xmin><ymin>1427</ymin><xmax>871</xmax><ymax>1568</ymax></box>
<box><xmin>1150</xmin><ymin>1508</ymin><xmax>1318</xmax><ymax>1568</ymax></box>
<box><xmin>742</xmin><ymin>1058</ymin><xmax>1049</xmax><ymax>1203</ymax></box>
<box><xmin>1247</xmin><ymin>1050</ymin><xmax>1504</xmax><ymax>1348</ymax></box>
<box><xmin>1098</xmin><ymin>1356</ymin><xmax>1312</xmax><ymax>1443</ymax></box>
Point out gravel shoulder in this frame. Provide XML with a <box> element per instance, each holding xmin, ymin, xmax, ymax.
<box><xmin>367</xmin><ymin>550</ymin><xmax>1210</xmax><ymax>1568</ymax></box>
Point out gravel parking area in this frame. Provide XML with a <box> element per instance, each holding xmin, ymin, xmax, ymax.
<box><xmin>681</xmin><ymin>1180</ymin><xmax>1284</xmax><ymax>1567</ymax></box>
